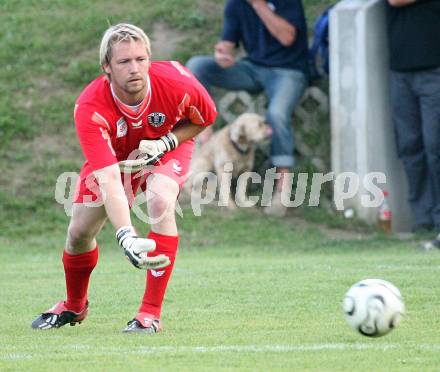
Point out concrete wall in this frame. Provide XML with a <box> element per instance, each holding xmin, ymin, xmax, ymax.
<box><xmin>330</xmin><ymin>0</ymin><xmax>413</xmax><ymax>232</ymax></box>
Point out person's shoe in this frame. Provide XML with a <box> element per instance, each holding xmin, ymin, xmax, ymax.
<box><xmin>31</xmin><ymin>301</ymin><xmax>89</xmax><ymax>330</ymax></box>
<box><xmin>123</xmin><ymin>312</ymin><xmax>162</xmax><ymax>334</ymax></box>
<box><xmin>421</xmin><ymin>233</ymin><xmax>440</xmax><ymax>251</ymax></box>
<box><xmin>264</xmin><ymin>190</ymin><xmax>287</xmax><ymax>217</ymax></box>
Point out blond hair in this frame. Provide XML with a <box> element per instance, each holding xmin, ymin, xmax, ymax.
<box><xmin>99</xmin><ymin>23</ymin><xmax>151</xmax><ymax>68</ymax></box>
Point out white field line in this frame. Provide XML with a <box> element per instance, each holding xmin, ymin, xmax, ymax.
<box><xmin>2</xmin><ymin>343</ymin><xmax>440</xmax><ymax>360</ymax></box>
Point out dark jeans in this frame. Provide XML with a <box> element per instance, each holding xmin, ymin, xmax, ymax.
<box><xmin>390</xmin><ymin>67</ymin><xmax>440</xmax><ymax>228</ymax></box>
<box><xmin>186</xmin><ymin>56</ymin><xmax>307</xmax><ymax>168</ymax></box>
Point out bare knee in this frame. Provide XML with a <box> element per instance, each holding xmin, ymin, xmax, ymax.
<box><xmin>146</xmin><ymin>176</ymin><xmax>179</xmax><ymax>235</ymax></box>
<box><xmin>148</xmin><ymin>192</ymin><xmax>176</xmax><ymax>220</ymax></box>
<box><xmin>66</xmin><ymin>224</ymin><xmax>97</xmax><ymax>254</ymax></box>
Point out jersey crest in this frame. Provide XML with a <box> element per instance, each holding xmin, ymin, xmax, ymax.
<box><xmin>147</xmin><ymin>112</ymin><xmax>166</xmax><ymax>127</ymax></box>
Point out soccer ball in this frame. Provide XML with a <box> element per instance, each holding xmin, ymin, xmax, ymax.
<box><xmin>342</xmin><ymin>279</ymin><xmax>405</xmax><ymax>337</ymax></box>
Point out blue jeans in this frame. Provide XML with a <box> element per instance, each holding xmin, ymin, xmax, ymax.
<box><xmin>186</xmin><ymin>56</ymin><xmax>308</xmax><ymax>168</ymax></box>
<box><xmin>390</xmin><ymin>67</ymin><xmax>440</xmax><ymax>228</ymax></box>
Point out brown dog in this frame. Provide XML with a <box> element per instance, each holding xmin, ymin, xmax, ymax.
<box><xmin>185</xmin><ymin>113</ymin><xmax>271</xmax><ymax>209</ymax></box>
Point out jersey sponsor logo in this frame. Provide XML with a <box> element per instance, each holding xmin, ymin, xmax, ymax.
<box><xmin>147</xmin><ymin>112</ymin><xmax>166</xmax><ymax>127</ymax></box>
<box><xmin>116</xmin><ymin>117</ymin><xmax>128</xmax><ymax>137</ymax></box>
<box><xmin>151</xmin><ymin>269</ymin><xmax>165</xmax><ymax>277</ymax></box>
<box><xmin>131</xmin><ymin>120</ymin><xmax>143</xmax><ymax>129</ymax></box>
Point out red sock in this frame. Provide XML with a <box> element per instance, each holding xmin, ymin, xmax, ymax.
<box><xmin>63</xmin><ymin>246</ymin><xmax>98</xmax><ymax>313</ymax></box>
<box><xmin>139</xmin><ymin>233</ymin><xmax>179</xmax><ymax>318</ymax></box>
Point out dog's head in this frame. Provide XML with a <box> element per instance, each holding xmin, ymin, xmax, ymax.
<box><xmin>229</xmin><ymin>113</ymin><xmax>271</xmax><ymax>147</ymax></box>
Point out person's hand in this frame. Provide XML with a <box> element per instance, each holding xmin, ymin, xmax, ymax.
<box><xmin>118</xmin><ymin>133</ymin><xmax>178</xmax><ymax>173</ymax></box>
<box><xmin>116</xmin><ymin>226</ymin><xmax>171</xmax><ymax>269</ymax></box>
<box><xmin>118</xmin><ymin>153</ymin><xmax>164</xmax><ymax>173</ymax></box>
<box><xmin>246</xmin><ymin>0</ymin><xmax>267</xmax><ymax>12</ymax></box>
<box><xmin>214</xmin><ymin>41</ymin><xmax>236</xmax><ymax>68</ymax></box>
<box><xmin>139</xmin><ymin>133</ymin><xmax>178</xmax><ymax>157</ymax></box>
<box><xmin>246</xmin><ymin>0</ymin><xmax>266</xmax><ymax>5</ymax></box>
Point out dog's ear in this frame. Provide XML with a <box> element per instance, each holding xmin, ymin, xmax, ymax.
<box><xmin>230</xmin><ymin>118</ymin><xmax>247</xmax><ymax>143</ymax></box>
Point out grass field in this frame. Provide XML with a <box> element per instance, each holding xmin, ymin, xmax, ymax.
<box><xmin>1</xmin><ymin>207</ymin><xmax>440</xmax><ymax>371</ymax></box>
<box><xmin>3</xmin><ymin>0</ymin><xmax>440</xmax><ymax>371</ymax></box>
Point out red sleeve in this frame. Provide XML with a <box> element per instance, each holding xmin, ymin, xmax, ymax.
<box><xmin>170</xmin><ymin>62</ymin><xmax>217</xmax><ymax>126</ymax></box>
<box><xmin>74</xmin><ymin>104</ymin><xmax>118</xmax><ymax>171</ymax></box>
<box><xmin>186</xmin><ymin>82</ymin><xmax>218</xmax><ymax>126</ymax></box>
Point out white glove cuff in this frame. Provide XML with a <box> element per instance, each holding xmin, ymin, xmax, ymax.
<box><xmin>116</xmin><ymin>226</ymin><xmax>136</xmax><ymax>246</ymax></box>
<box><xmin>160</xmin><ymin>133</ymin><xmax>179</xmax><ymax>152</ymax></box>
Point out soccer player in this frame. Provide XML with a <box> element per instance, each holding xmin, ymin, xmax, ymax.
<box><xmin>31</xmin><ymin>23</ymin><xmax>217</xmax><ymax>333</ymax></box>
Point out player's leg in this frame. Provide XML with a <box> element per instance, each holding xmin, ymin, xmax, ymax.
<box><xmin>32</xmin><ymin>204</ymin><xmax>107</xmax><ymax>329</ymax></box>
<box><xmin>260</xmin><ymin>67</ymin><xmax>308</xmax><ymax>216</ymax></box>
<box><xmin>124</xmin><ymin>142</ymin><xmax>193</xmax><ymax>333</ymax></box>
<box><xmin>63</xmin><ymin>204</ymin><xmax>107</xmax><ymax>310</ymax></box>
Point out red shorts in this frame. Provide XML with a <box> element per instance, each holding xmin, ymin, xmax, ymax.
<box><xmin>73</xmin><ymin>139</ymin><xmax>194</xmax><ymax>205</ymax></box>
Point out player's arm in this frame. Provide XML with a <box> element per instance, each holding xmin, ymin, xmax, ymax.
<box><xmin>247</xmin><ymin>0</ymin><xmax>296</xmax><ymax>46</ymax></box>
<box><xmin>135</xmin><ymin>120</ymin><xmax>205</xmax><ymax>161</ymax></box>
<box><xmin>94</xmin><ymin>164</ymin><xmax>170</xmax><ymax>270</ymax></box>
<box><xmin>170</xmin><ymin>118</ymin><xmax>206</xmax><ymax>143</ymax></box>
<box><xmin>137</xmin><ymin>81</ymin><xmax>216</xmax><ymax>160</ymax></box>
<box><xmin>93</xmin><ymin>163</ymin><xmax>132</xmax><ymax>230</ymax></box>
<box><xmin>387</xmin><ymin>0</ymin><xmax>417</xmax><ymax>6</ymax></box>
<box><xmin>120</xmin><ymin>65</ymin><xmax>218</xmax><ymax>172</ymax></box>
<box><xmin>74</xmin><ymin>106</ymin><xmax>169</xmax><ymax>270</ymax></box>
<box><xmin>74</xmin><ymin>107</ymin><xmax>133</xmax><ymax>231</ymax></box>
<box><xmin>118</xmin><ymin>124</ymin><xmax>204</xmax><ymax>173</ymax></box>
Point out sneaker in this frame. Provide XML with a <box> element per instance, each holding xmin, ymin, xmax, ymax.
<box><xmin>421</xmin><ymin>233</ymin><xmax>440</xmax><ymax>251</ymax></box>
<box><xmin>123</xmin><ymin>312</ymin><xmax>162</xmax><ymax>334</ymax></box>
<box><xmin>264</xmin><ymin>190</ymin><xmax>287</xmax><ymax>217</ymax></box>
<box><xmin>31</xmin><ymin>301</ymin><xmax>88</xmax><ymax>330</ymax></box>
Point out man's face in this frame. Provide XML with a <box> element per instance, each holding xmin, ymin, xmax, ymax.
<box><xmin>104</xmin><ymin>39</ymin><xmax>150</xmax><ymax>102</ymax></box>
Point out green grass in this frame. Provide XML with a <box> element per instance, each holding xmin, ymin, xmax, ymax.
<box><xmin>0</xmin><ymin>0</ymin><xmax>338</xmax><ymax>224</ymax></box>
<box><xmin>0</xmin><ymin>0</ymin><xmax>223</xmax><ymax>151</ymax></box>
<box><xmin>2</xmin><ymin>0</ymin><xmax>407</xmax><ymax>370</ymax></box>
<box><xmin>1</xmin><ymin>207</ymin><xmax>440</xmax><ymax>371</ymax></box>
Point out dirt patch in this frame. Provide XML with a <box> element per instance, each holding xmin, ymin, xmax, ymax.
<box><xmin>2</xmin><ymin>127</ymin><xmax>81</xmax><ymax>194</ymax></box>
<box><xmin>31</xmin><ymin>128</ymin><xmax>80</xmax><ymax>161</ymax></box>
<box><xmin>150</xmin><ymin>21</ymin><xmax>187</xmax><ymax>60</ymax></box>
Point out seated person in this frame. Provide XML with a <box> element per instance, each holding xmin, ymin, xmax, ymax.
<box><xmin>187</xmin><ymin>0</ymin><xmax>309</xmax><ymax>217</ymax></box>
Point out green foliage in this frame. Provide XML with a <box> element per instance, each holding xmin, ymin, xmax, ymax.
<box><xmin>64</xmin><ymin>60</ymin><xmax>101</xmax><ymax>87</ymax></box>
<box><xmin>0</xmin><ymin>98</ymin><xmax>34</xmax><ymax>143</ymax></box>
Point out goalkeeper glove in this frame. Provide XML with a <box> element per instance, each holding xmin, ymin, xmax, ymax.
<box><xmin>116</xmin><ymin>226</ymin><xmax>171</xmax><ymax>270</ymax></box>
<box><xmin>139</xmin><ymin>133</ymin><xmax>179</xmax><ymax>157</ymax></box>
<box><xmin>118</xmin><ymin>152</ymin><xmax>164</xmax><ymax>173</ymax></box>
<box><xmin>118</xmin><ymin>133</ymin><xmax>178</xmax><ymax>174</ymax></box>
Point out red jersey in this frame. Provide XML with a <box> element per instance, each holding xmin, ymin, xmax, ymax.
<box><xmin>74</xmin><ymin>61</ymin><xmax>217</xmax><ymax>173</ymax></box>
